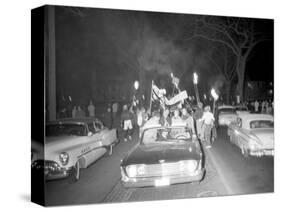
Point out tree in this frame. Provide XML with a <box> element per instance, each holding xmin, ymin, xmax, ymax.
<box><xmin>185</xmin><ymin>16</ymin><xmax>271</xmax><ymax>101</ymax></box>
<box><xmin>204</xmin><ymin>42</ymin><xmax>237</xmax><ymax>103</ymax></box>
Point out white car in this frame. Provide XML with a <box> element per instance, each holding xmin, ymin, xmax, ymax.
<box><xmin>217</xmin><ymin>105</ymin><xmax>238</xmax><ymax>126</ymax></box>
<box><xmin>227</xmin><ymin>114</ymin><xmax>274</xmax><ymax>157</ymax></box>
<box><xmin>31</xmin><ymin>118</ymin><xmax>118</xmax><ymax>181</ymax></box>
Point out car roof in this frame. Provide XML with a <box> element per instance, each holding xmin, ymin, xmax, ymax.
<box><xmin>239</xmin><ymin>113</ymin><xmax>273</xmax><ymax>121</ymax></box>
<box><xmin>238</xmin><ymin>114</ymin><xmax>273</xmax><ymax>129</ymax></box>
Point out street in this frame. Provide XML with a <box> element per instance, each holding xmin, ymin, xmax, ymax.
<box><xmin>45</xmin><ymin>126</ymin><xmax>273</xmax><ymax>206</ymax></box>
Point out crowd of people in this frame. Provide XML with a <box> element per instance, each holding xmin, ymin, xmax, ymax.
<box><xmin>57</xmin><ymin>96</ymin><xmax>273</xmax><ymax>149</ymax></box>
<box><xmin>118</xmin><ymin>101</ymin><xmax>216</xmax><ymax>148</ymax></box>
<box><xmin>232</xmin><ymin>99</ymin><xmax>274</xmax><ymax>114</ymax></box>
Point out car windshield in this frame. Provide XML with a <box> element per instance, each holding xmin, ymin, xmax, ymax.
<box><xmin>142</xmin><ymin>127</ymin><xmax>192</xmax><ymax>145</ymax></box>
<box><xmin>46</xmin><ymin>123</ymin><xmax>87</xmax><ymax>136</ymax></box>
<box><xmin>219</xmin><ymin>108</ymin><xmax>236</xmax><ymax>114</ymax></box>
<box><xmin>250</xmin><ymin>120</ymin><xmax>274</xmax><ymax>129</ymax></box>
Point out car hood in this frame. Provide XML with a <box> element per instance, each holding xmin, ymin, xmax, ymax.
<box><xmin>45</xmin><ymin>136</ymin><xmax>85</xmax><ymax>153</ymax></box>
<box><xmin>122</xmin><ymin>142</ymin><xmax>201</xmax><ymax>166</ymax></box>
<box><xmin>251</xmin><ymin>128</ymin><xmax>274</xmax><ymax>148</ymax></box>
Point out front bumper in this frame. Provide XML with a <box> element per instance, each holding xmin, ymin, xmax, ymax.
<box><xmin>31</xmin><ymin>160</ymin><xmax>73</xmax><ymax>180</ymax></box>
<box><xmin>249</xmin><ymin>149</ymin><xmax>274</xmax><ymax>157</ymax></box>
<box><xmin>121</xmin><ymin>169</ymin><xmax>205</xmax><ymax>188</ymax></box>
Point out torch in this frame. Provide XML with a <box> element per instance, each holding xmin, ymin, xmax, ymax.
<box><xmin>211</xmin><ymin>88</ymin><xmax>219</xmax><ymax>114</ymax></box>
<box><xmin>193</xmin><ymin>72</ymin><xmax>200</xmax><ymax>105</ymax></box>
<box><xmin>133</xmin><ymin>80</ymin><xmax>139</xmax><ymax>107</ymax></box>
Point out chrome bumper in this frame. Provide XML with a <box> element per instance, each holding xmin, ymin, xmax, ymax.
<box><xmin>249</xmin><ymin>149</ymin><xmax>274</xmax><ymax>157</ymax></box>
<box><xmin>32</xmin><ymin>160</ymin><xmax>73</xmax><ymax>180</ymax></box>
<box><xmin>121</xmin><ymin>169</ymin><xmax>205</xmax><ymax>188</ymax></box>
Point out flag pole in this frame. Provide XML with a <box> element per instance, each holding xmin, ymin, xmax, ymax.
<box><xmin>149</xmin><ymin>80</ymin><xmax>153</xmax><ymax>115</ymax></box>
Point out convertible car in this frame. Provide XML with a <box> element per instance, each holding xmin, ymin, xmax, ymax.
<box><xmin>120</xmin><ymin>125</ymin><xmax>205</xmax><ymax>188</ymax></box>
<box><xmin>217</xmin><ymin>105</ymin><xmax>238</xmax><ymax>126</ymax></box>
<box><xmin>31</xmin><ymin>118</ymin><xmax>118</xmax><ymax>181</ymax></box>
<box><xmin>227</xmin><ymin>114</ymin><xmax>274</xmax><ymax>157</ymax></box>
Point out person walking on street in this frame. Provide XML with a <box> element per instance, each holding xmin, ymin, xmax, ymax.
<box><xmin>72</xmin><ymin>106</ymin><xmax>77</xmax><ymax>118</ymax></box>
<box><xmin>199</xmin><ymin>106</ymin><xmax>215</xmax><ymax>148</ymax></box>
<box><xmin>120</xmin><ymin>105</ymin><xmax>133</xmax><ymax>142</ymax></box>
<box><xmin>194</xmin><ymin>102</ymin><xmax>204</xmax><ymax>140</ymax></box>
<box><xmin>254</xmin><ymin>100</ymin><xmax>259</xmax><ymax>113</ymax></box>
<box><xmin>76</xmin><ymin>105</ymin><xmax>85</xmax><ymax>118</ymax></box>
<box><xmin>261</xmin><ymin>100</ymin><xmax>265</xmax><ymax>113</ymax></box>
<box><xmin>103</xmin><ymin>107</ymin><xmax>112</xmax><ymax>129</ymax></box>
<box><xmin>88</xmin><ymin>100</ymin><xmax>95</xmax><ymax>117</ymax></box>
<box><xmin>112</xmin><ymin>101</ymin><xmax>119</xmax><ymax>127</ymax></box>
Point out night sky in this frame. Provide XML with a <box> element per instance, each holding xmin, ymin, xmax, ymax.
<box><xmin>54</xmin><ymin>6</ymin><xmax>273</xmax><ymax>101</ymax></box>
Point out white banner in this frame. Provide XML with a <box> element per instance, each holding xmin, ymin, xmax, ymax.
<box><xmin>165</xmin><ymin>91</ymin><xmax>188</xmax><ymax>106</ymax></box>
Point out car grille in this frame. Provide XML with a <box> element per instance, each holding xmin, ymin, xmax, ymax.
<box><xmin>32</xmin><ymin>160</ymin><xmax>62</xmax><ymax>173</ymax></box>
<box><xmin>135</xmin><ymin>162</ymin><xmax>196</xmax><ymax>178</ymax></box>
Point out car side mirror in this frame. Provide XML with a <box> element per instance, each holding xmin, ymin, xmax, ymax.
<box><xmin>88</xmin><ymin>132</ymin><xmax>93</xmax><ymax>136</ymax></box>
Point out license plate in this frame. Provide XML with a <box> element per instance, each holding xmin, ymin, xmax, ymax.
<box><xmin>155</xmin><ymin>178</ymin><xmax>170</xmax><ymax>187</ymax></box>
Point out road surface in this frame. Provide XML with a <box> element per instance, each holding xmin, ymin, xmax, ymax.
<box><xmin>45</xmin><ymin>127</ymin><xmax>273</xmax><ymax>206</ymax></box>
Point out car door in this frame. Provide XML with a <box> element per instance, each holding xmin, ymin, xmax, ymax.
<box><xmin>82</xmin><ymin>123</ymin><xmax>106</xmax><ymax>167</ymax></box>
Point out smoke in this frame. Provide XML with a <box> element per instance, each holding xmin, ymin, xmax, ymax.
<box><xmin>208</xmin><ymin>74</ymin><xmax>226</xmax><ymax>95</ymax></box>
<box><xmin>101</xmin><ymin>11</ymin><xmax>195</xmax><ymax>77</ymax></box>
<box><xmin>138</xmin><ymin>36</ymin><xmax>192</xmax><ymax>75</ymax></box>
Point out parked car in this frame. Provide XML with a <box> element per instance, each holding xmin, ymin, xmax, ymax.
<box><xmin>217</xmin><ymin>105</ymin><xmax>238</xmax><ymax>126</ymax></box>
<box><xmin>227</xmin><ymin>114</ymin><xmax>274</xmax><ymax>157</ymax></box>
<box><xmin>120</xmin><ymin>125</ymin><xmax>205</xmax><ymax>188</ymax></box>
<box><xmin>31</xmin><ymin>118</ymin><xmax>118</xmax><ymax>181</ymax></box>
<box><xmin>235</xmin><ymin>105</ymin><xmax>250</xmax><ymax>115</ymax></box>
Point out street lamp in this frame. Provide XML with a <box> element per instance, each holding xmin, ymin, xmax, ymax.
<box><xmin>211</xmin><ymin>88</ymin><xmax>219</xmax><ymax>114</ymax></box>
<box><xmin>193</xmin><ymin>72</ymin><xmax>200</xmax><ymax>105</ymax></box>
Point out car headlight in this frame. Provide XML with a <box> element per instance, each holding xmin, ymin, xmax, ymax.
<box><xmin>249</xmin><ymin>138</ymin><xmax>261</xmax><ymax>150</ymax></box>
<box><xmin>59</xmin><ymin>152</ymin><xmax>69</xmax><ymax>166</ymax></box>
<box><xmin>137</xmin><ymin>164</ymin><xmax>145</xmax><ymax>175</ymax></box>
<box><xmin>126</xmin><ymin>165</ymin><xmax>137</xmax><ymax>177</ymax></box>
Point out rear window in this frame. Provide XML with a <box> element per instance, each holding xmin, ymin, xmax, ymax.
<box><xmin>250</xmin><ymin>120</ymin><xmax>274</xmax><ymax>129</ymax></box>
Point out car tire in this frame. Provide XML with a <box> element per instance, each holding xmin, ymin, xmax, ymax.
<box><xmin>107</xmin><ymin>144</ymin><xmax>113</xmax><ymax>156</ymax></box>
<box><xmin>70</xmin><ymin>161</ymin><xmax>80</xmax><ymax>183</ymax></box>
<box><xmin>241</xmin><ymin>147</ymin><xmax>249</xmax><ymax>157</ymax></box>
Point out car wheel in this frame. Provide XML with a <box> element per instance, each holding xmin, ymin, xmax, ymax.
<box><xmin>73</xmin><ymin>161</ymin><xmax>80</xmax><ymax>181</ymax></box>
<box><xmin>229</xmin><ymin>134</ymin><xmax>232</xmax><ymax>143</ymax></box>
<box><xmin>107</xmin><ymin>145</ymin><xmax>113</xmax><ymax>156</ymax></box>
<box><xmin>241</xmin><ymin>147</ymin><xmax>249</xmax><ymax>157</ymax></box>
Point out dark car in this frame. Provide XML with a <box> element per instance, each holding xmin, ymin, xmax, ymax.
<box><xmin>120</xmin><ymin>126</ymin><xmax>205</xmax><ymax>188</ymax></box>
